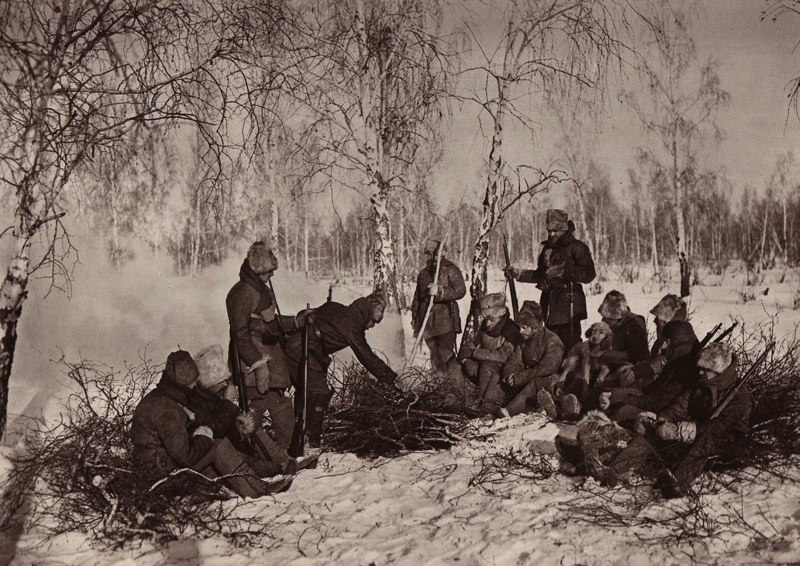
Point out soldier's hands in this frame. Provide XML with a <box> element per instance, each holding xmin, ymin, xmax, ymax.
<box><xmin>504</xmin><ymin>374</ymin><xmax>516</xmax><ymax>388</ymax></box>
<box><xmin>634</xmin><ymin>411</ymin><xmax>658</xmax><ymax>435</ymax></box>
<box><xmin>193</xmin><ymin>425</ymin><xmax>214</xmax><ymax>439</ymax></box>
<box><xmin>598</xmin><ymin>391</ymin><xmax>612</xmax><ymax>410</ymax></box>
<box><xmin>615</xmin><ymin>364</ymin><xmax>635</xmax><ymax>386</ymax></box>
<box><xmin>427</xmin><ymin>283</ymin><xmax>440</xmax><ymax>297</ymax></box>
<box><xmin>503</xmin><ymin>266</ymin><xmax>521</xmax><ymax>280</ymax></box>
<box><xmin>656</xmin><ymin>420</ymin><xmax>696</xmax><ymax>443</ymax></box>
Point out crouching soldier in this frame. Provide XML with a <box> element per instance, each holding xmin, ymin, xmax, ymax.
<box><xmin>597</xmin><ymin>290</ymin><xmax>649</xmax><ymax>373</ymax></box>
<box><xmin>283</xmin><ymin>292</ymin><xmax>398</xmax><ymax>452</ymax></box>
<box><xmin>501</xmin><ymin>300</ymin><xmax>564</xmax><ymax>417</ymax></box>
<box><xmin>131</xmin><ymin>350</ymin><xmax>292</xmax><ymax>498</ymax></box>
<box><xmin>459</xmin><ymin>292</ymin><xmax>522</xmax><ymax>417</ymax></box>
<box><xmin>226</xmin><ymin>241</ymin><xmax>313</xmax><ymax>451</ymax></box>
<box><xmin>598</xmin><ymin>343</ymin><xmax>751</xmax><ymax>498</ymax></box>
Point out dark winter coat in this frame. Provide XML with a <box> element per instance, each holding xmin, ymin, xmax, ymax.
<box><xmin>517</xmin><ymin>231</ymin><xmax>596</xmax><ymax>326</ymax></box>
<box><xmin>502</xmin><ymin>326</ymin><xmax>564</xmax><ymax>385</ymax></box>
<box><xmin>411</xmin><ymin>258</ymin><xmax>467</xmax><ymax>338</ymax></box>
<box><xmin>188</xmin><ymin>385</ymin><xmax>240</xmax><ymax>441</ymax></box>
<box><xmin>284</xmin><ymin>298</ymin><xmax>397</xmax><ymax>393</ymax></box>
<box><xmin>610</xmin><ymin>351</ymin><xmax>701</xmax><ymax>422</ymax></box>
<box><xmin>130</xmin><ymin>378</ymin><xmax>214</xmax><ymax>476</ymax></box>
<box><xmin>225</xmin><ymin>259</ymin><xmax>295</xmax><ymax>388</ymax></box>
<box><xmin>600</xmin><ymin>313</ymin><xmax>649</xmax><ymax>370</ymax></box>
<box><xmin>658</xmin><ymin>359</ymin><xmax>751</xmax><ymax>437</ymax></box>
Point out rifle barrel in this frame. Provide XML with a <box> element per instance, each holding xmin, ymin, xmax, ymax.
<box><xmin>502</xmin><ymin>233</ymin><xmax>519</xmax><ymax>319</ymax></box>
<box><xmin>710</xmin><ymin>341</ymin><xmax>775</xmax><ymax>419</ymax></box>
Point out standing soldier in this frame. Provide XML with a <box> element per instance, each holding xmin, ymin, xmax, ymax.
<box><xmin>411</xmin><ymin>239</ymin><xmax>467</xmax><ymax>376</ymax></box>
<box><xmin>226</xmin><ymin>241</ymin><xmax>312</xmax><ymax>451</ymax></box>
<box><xmin>505</xmin><ymin>209</ymin><xmax>596</xmax><ymax>351</ymax></box>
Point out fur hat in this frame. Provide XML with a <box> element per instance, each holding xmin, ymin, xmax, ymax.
<box><xmin>366</xmin><ymin>291</ymin><xmax>387</xmax><ymax>311</ymax></box>
<box><xmin>598</xmin><ymin>290</ymin><xmax>629</xmax><ymax>319</ymax></box>
<box><xmin>479</xmin><ymin>292</ymin><xmax>506</xmax><ymax>311</ymax></box>
<box><xmin>586</xmin><ymin>321</ymin><xmax>612</xmax><ymax>340</ymax></box>
<box><xmin>164</xmin><ymin>350</ymin><xmax>199</xmax><ymax>387</ymax></box>
<box><xmin>517</xmin><ymin>300</ymin><xmax>544</xmax><ymax>328</ymax></box>
<box><xmin>577</xmin><ymin>410</ymin><xmax>631</xmax><ymax>452</ymax></box>
<box><xmin>697</xmin><ymin>343</ymin><xmax>734</xmax><ymax>375</ymax></box>
<box><xmin>650</xmin><ymin>294</ymin><xmax>686</xmax><ymax>322</ymax></box>
<box><xmin>247</xmin><ymin>240</ymin><xmax>277</xmax><ymax>275</ymax></box>
<box><xmin>195</xmin><ymin>345</ymin><xmax>230</xmax><ymax>388</ymax></box>
<box><xmin>661</xmin><ymin>320</ymin><xmax>697</xmax><ymax>346</ymax></box>
<box><xmin>546</xmin><ymin>208</ymin><xmax>569</xmax><ymax>231</ymax></box>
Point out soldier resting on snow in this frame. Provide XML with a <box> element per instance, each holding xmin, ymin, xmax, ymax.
<box><xmin>458</xmin><ymin>292</ymin><xmax>523</xmax><ymax>417</ymax></box>
<box><xmin>595</xmin><ymin>343</ymin><xmax>751</xmax><ymax>498</ymax></box>
<box><xmin>131</xmin><ymin>350</ymin><xmax>293</xmax><ymax>498</ymax></box>
<box><xmin>500</xmin><ymin>300</ymin><xmax>564</xmax><ymax>417</ymax></box>
<box><xmin>537</xmin><ymin>321</ymin><xmax>614</xmax><ymax>421</ymax></box>
<box><xmin>283</xmin><ymin>292</ymin><xmax>398</xmax><ymax>451</ymax></box>
<box><xmin>596</xmin><ymin>290</ymin><xmax>649</xmax><ymax>373</ymax></box>
<box><xmin>613</xmin><ymin>294</ymin><xmax>687</xmax><ymax>391</ymax></box>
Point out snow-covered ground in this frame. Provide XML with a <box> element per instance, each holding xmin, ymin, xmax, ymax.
<box><xmin>3</xmin><ymin>251</ymin><xmax>800</xmax><ymax>565</ymax></box>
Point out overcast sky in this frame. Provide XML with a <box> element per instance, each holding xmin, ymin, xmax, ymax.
<box><xmin>430</xmin><ymin>0</ymin><xmax>800</xmax><ymax>210</ymax></box>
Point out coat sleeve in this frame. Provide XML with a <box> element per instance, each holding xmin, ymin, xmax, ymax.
<box><xmin>502</xmin><ymin>346</ymin><xmax>526</xmax><ymax>380</ymax></box>
<box><xmin>434</xmin><ymin>263</ymin><xmax>467</xmax><ymax>303</ymax></box>
<box><xmin>472</xmin><ymin>341</ymin><xmax>515</xmax><ymax>363</ymax></box>
<box><xmin>562</xmin><ymin>240</ymin><xmax>596</xmax><ymax>284</ymax></box>
<box><xmin>696</xmin><ymin>388</ymin><xmax>752</xmax><ymax>438</ymax></box>
<box><xmin>534</xmin><ymin>333</ymin><xmax>565</xmax><ymax>376</ymax></box>
<box><xmin>226</xmin><ymin>286</ymin><xmax>261</xmax><ymax>367</ymax></box>
<box><xmin>153</xmin><ymin>408</ymin><xmax>213</xmax><ymax>468</ymax></box>
<box><xmin>657</xmin><ymin>390</ymin><xmax>692</xmax><ymax>422</ymax></box>
<box><xmin>517</xmin><ymin>249</ymin><xmax>547</xmax><ymax>284</ymax></box>
<box><xmin>348</xmin><ymin>330</ymin><xmax>398</xmax><ymax>382</ymax></box>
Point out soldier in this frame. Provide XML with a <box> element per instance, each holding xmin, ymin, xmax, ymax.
<box><xmin>411</xmin><ymin>239</ymin><xmax>467</xmax><ymax>376</ymax></box>
<box><xmin>130</xmin><ymin>350</ymin><xmax>293</xmax><ymax>498</ymax></box>
<box><xmin>283</xmin><ymin>292</ymin><xmax>397</xmax><ymax>451</ymax></box>
<box><xmin>501</xmin><ymin>300</ymin><xmax>565</xmax><ymax>417</ymax></box>
<box><xmin>225</xmin><ymin>241</ymin><xmax>313</xmax><ymax>451</ymax></box>
<box><xmin>596</xmin><ymin>290</ymin><xmax>649</xmax><ymax>371</ymax></box>
<box><xmin>505</xmin><ymin>209</ymin><xmax>596</xmax><ymax>351</ymax></box>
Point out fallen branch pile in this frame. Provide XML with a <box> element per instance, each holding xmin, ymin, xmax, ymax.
<box><xmin>1</xmin><ymin>356</ymin><xmax>274</xmax><ymax>550</ymax></box>
<box><xmin>324</xmin><ymin>362</ymin><xmax>472</xmax><ymax>457</ymax></box>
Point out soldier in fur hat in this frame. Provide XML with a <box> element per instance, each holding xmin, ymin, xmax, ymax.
<box><xmin>411</xmin><ymin>239</ymin><xmax>467</xmax><ymax>376</ymax></box>
<box><xmin>458</xmin><ymin>292</ymin><xmax>523</xmax><ymax>416</ymax></box>
<box><xmin>131</xmin><ymin>350</ymin><xmax>293</xmax><ymax>498</ymax></box>
<box><xmin>596</xmin><ymin>290</ymin><xmax>649</xmax><ymax>371</ymax></box>
<box><xmin>505</xmin><ymin>209</ymin><xmax>596</xmax><ymax>351</ymax></box>
<box><xmin>597</xmin><ymin>342</ymin><xmax>751</xmax><ymax>497</ymax></box>
<box><xmin>226</xmin><ymin>241</ymin><xmax>314</xmax><ymax>451</ymax></box>
<box><xmin>501</xmin><ymin>300</ymin><xmax>565</xmax><ymax>417</ymax></box>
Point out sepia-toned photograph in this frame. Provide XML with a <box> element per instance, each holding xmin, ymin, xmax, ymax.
<box><xmin>0</xmin><ymin>0</ymin><xmax>798</xmax><ymax>564</ymax></box>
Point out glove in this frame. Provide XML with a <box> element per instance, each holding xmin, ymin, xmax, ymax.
<box><xmin>427</xmin><ymin>283</ymin><xmax>440</xmax><ymax>297</ymax></box>
<box><xmin>294</xmin><ymin>308</ymin><xmax>315</xmax><ymax>329</ymax></box>
<box><xmin>614</xmin><ymin>364</ymin><xmax>635</xmax><ymax>386</ymax></box>
<box><xmin>503</xmin><ymin>266</ymin><xmax>520</xmax><ymax>280</ymax></box>
<box><xmin>504</xmin><ymin>373</ymin><xmax>516</xmax><ymax>388</ymax></box>
<box><xmin>634</xmin><ymin>411</ymin><xmax>658</xmax><ymax>435</ymax></box>
<box><xmin>192</xmin><ymin>425</ymin><xmax>214</xmax><ymax>439</ymax></box>
<box><xmin>598</xmin><ymin>391</ymin><xmax>612</xmax><ymax>410</ymax></box>
<box><xmin>236</xmin><ymin>409</ymin><xmax>261</xmax><ymax>436</ymax></box>
<box><xmin>656</xmin><ymin>420</ymin><xmax>696</xmax><ymax>443</ymax></box>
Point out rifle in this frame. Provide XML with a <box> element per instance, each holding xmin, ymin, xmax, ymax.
<box><xmin>230</xmin><ymin>339</ymin><xmax>249</xmax><ymax>413</ymax></box>
<box><xmin>289</xmin><ymin>302</ymin><xmax>311</xmax><ymax>457</ymax></box>
<box><xmin>713</xmin><ymin>321</ymin><xmax>738</xmax><ymax>344</ymax></box>
<box><xmin>698</xmin><ymin>323</ymin><xmax>722</xmax><ymax>350</ymax></box>
<box><xmin>502</xmin><ymin>233</ymin><xmax>519</xmax><ymax>320</ymax></box>
<box><xmin>710</xmin><ymin>341</ymin><xmax>775</xmax><ymax>419</ymax></box>
<box><xmin>327</xmin><ymin>284</ymin><xmax>333</xmax><ymax>303</ymax></box>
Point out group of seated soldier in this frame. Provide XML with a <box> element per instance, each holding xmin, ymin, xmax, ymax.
<box><xmin>459</xmin><ymin>289</ymin><xmax>748</xmax><ymax>498</ymax></box>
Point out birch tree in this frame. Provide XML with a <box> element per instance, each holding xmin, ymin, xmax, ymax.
<box><xmin>293</xmin><ymin>0</ymin><xmax>452</xmax><ymax>313</ymax></box>
<box><xmin>620</xmin><ymin>0</ymin><xmax>729</xmax><ymax>297</ymax></box>
<box><xmin>0</xmin><ymin>0</ymin><xmax>276</xmax><ymax>438</ymax></box>
<box><xmin>458</xmin><ymin>0</ymin><xmax>636</xmax><ymax>343</ymax></box>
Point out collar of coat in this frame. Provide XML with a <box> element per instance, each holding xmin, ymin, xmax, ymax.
<box><xmin>540</xmin><ymin>231</ymin><xmax>576</xmax><ymax>248</ymax></box>
<box><xmin>603</xmin><ymin>312</ymin><xmax>646</xmax><ymax>333</ymax></box>
<box><xmin>156</xmin><ymin>377</ymin><xmax>193</xmax><ymax>407</ymax></box>
<box><xmin>483</xmin><ymin>312</ymin><xmax>523</xmax><ymax>344</ymax></box>
<box><xmin>239</xmin><ymin>259</ymin><xmax>270</xmax><ymax>295</ymax></box>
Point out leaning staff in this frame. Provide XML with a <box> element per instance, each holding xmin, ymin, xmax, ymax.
<box><xmin>408</xmin><ymin>238</ymin><xmax>446</xmax><ymax>367</ymax></box>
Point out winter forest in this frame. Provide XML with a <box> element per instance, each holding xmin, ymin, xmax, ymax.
<box><xmin>1</xmin><ymin>0</ymin><xmax>800</xmax><ymax>564</ymax></box>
